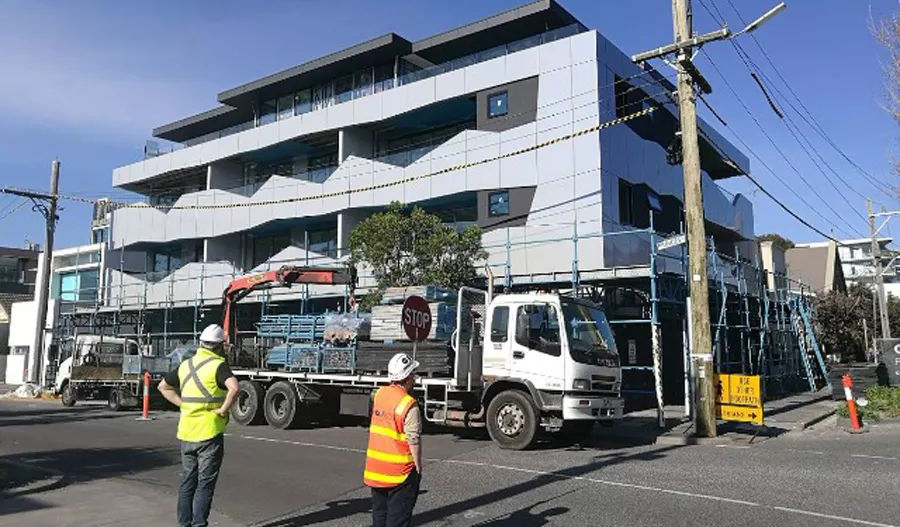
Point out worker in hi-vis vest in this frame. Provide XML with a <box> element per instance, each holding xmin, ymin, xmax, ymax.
<box><xmin>364</xmin><ymin>353</ymin><xmax>423</xmax><ymax>527</ymax></box>
<box><xmin>159</xmin><ymin>324</ymin><xmax>239</xmax><ymax>527</ymax></box>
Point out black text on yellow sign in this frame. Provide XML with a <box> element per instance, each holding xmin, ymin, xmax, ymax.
<box><xmin>714</xmin><ymin>373</ymin><xmax>763</xmax><ymax>425</ymax></box>
<box><xmin>716</xmin><ymin>404</ymin><xmax>764</xmax><ymax>425</ymax></box>
<box><xmin>714</xmin><ymin>374</ymin><xmax>762</xmax><ymax>407</ymax></box>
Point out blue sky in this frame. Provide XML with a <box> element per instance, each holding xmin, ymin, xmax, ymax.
<box><xmin>0</xmin><ymin>0</ymin><xmax>897</xmax><ymax>249</ymax></box>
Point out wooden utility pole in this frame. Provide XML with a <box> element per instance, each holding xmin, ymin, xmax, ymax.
<box><xmin>633</xmin><ymin>1</ymin><xmax>786</xmax><ymax>437</ymax></box>
<box><xmin>2</xmin><ymin>161</ymin><xmax>60</xmax><ymax>384</ymax></box>
<box><xmin>672</xmin><ymin>0</ymin><xmax>717</xmax><ymax>437</ymax></box>
<box><xmin>868</xmin><ymin>199</ymin><xmax>891</xmax><ymax>339</ymax></box>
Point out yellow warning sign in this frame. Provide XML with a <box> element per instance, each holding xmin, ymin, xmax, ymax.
<box><xmin>716</xmin><ymin>404</ymin><xmax>764</xmax><ymax>425</ymax></box>
<box><xmin>714</xmin><ymin>374</ymin><xmax>763</xmax><ymax>424</ymax></box>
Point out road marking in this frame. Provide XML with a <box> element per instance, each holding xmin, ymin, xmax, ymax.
<box><xmin>228</xmin><ymin>433</ymin><xmax>898</xmax><ymax>527</ymax></box>
<box><xmin>850</xmin><ymin>454</ymin><xmax>898</xmax><ymax>461</ymax></box>
<box><xmin>771</xmin><ymin>506</ymin><xmax>898</xmax><ymax>527</ymax></box>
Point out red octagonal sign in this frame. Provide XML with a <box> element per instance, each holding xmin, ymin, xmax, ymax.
<box><xmin>402</xmin><ymin>295</ymin><xmax>432</xmax><ymax>342</ymax></box>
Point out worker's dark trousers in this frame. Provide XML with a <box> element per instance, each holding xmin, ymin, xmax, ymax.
<box><xmin>178</xmin><ymin>434</ymin><xmax>224</xmax><ymax>527</ymax></box>
<box><xmin>371</xmin><ymin>470</ymin><xmax>420</xmax><ymax>527</ymax></box>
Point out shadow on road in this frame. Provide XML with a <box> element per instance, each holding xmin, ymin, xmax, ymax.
<box><xmin>0</xmin><ymin>405</ymin><xmax>141</xmax><ymax>427</ymax></box>
<box><xmin>0</xmin><ymin>446</ymin><xmax>179</xmax><ymax>516</ymax></box>
<box><xmin>249</xmin><ymin>497</ymin><xmax>373</xmax><ymax>527</ymax></box>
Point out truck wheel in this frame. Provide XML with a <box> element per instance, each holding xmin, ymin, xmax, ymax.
<box><xmin>108</xmin><ymin>389</ymin><xmax>124</xmax><ymax>411</ymax></box>
<box><xmin>61</xmin><ymin>383</ymin><xmax>77</xmax><ymax>407</ymax></box>
<box><xmin>264</xmin><ymin>381</ymin><xmax>302</xmax><ymax>429</ymax></box>
<box><xmin>486</xmin><ymin>390</ymin><xmax>539</xmax><ymax>450</ymax></box>
<box><xmin>232</xmin><ymin>380</ymin><xmax>265</xmax><ymax>426</ymax></box>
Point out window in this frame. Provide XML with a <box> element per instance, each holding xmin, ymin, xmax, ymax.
<box><xmin>374</xmin><ymin>64</ymin><xmax>394</xmax><ymax>93</ymax></box>
<box><xmin>515</xmin><ymin>304</ymin><xmax>561</xmax><ymax>356</ymax></box>
<box><xmin>354</xmin><ymin>69</ymin><xmax>374</xmax><ymax>99</ymax></box>
<box><xmin>294</xmin><ymin>89</ymin><xmax>312</xmax><ymax>115</ymax></box>
<box><xmin>252</xmin><ymin>232</ymin><xmax>291</xmax><ymax>268</ymax></box>
<box><xmin>92</xmin><ymin>229</ymin><xmax>107</xmax><ymax>244</ymax></box>
<box><xmin>334</xmin><ymin>74</ymin><xmax>354</xmax><ymax>104</ymax></box>
<box><xmin>259</xmin><ymin>99</ymin><xmax>277</xmax><ymax>125</ymax></box>
<box><xmin>614</xmin><ymin>75</ymin><xmax>645</xmax><ymax>119</ymax></box>
<box><xmin>488</xmin><ymin>91</ymin><xmax>509</xmax><ymax>118</ymax></box>
<box><xmin>618</xmin><ymin>179</ymin><xmax>634</xmax><ymax>226</ymax></box>
<box><xmin>489</xmin><ymin>191</ymin><xmax>510</xmax><ymax>217</ymax></box>
<box><xmin>490</xmin><ymin>306</ymin><xmax>509</xmax><ymax>343</ymax></box>
<box><xmin>277</xmin><ymin>95</ymin><xmax>294</xmax><ymax>121</ymax></box>
<box><xmin>305</xmin><ymin>227</ymin><xmax>338</xmax><ymax>257</ymax></box>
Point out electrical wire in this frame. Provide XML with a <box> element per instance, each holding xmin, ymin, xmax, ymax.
<box><xmin>0</xmin><ymin>199</ymin><xmax>28</xmax><ymax>222</ymax></box>
<box><xmin>722</xmin><ymin>0</ymin><xmax>898</xmax><ymax>201</ymax></box>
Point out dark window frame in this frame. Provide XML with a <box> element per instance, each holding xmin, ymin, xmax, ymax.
<box><xmin>487</xmin><ymin>90</ymin><xmax>509</xmax><ymax>119</ymax></box>
<box><xmin>618</xmin><ymin>179</ymin><xmax>634</xmax><ymax>226</ymax></box>
<box><xmin>490</xmin><ymin>306</ymin><xmax>510</xmax><ymax>343</ymax></box>
<box><xmin>515</xmin><ymin>304</ymin><xmax>562</xmax><ymax>357</ymax></box>
<box><xmin>488</xmin><ymin>190</ymin><xmax>510</xmax><ymax>217</ymax></box>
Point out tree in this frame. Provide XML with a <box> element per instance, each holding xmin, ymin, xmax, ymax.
<box><xmin>757</xmin><ymin>233</ymin><xmax>795</xmax><ymax>251</ymax></box>
<box><xmin>871</xmin><ymin>8</ymin><xmax>900</xmax><ymax>183</ymax></box>
<box><xmin>348</xmin><ymin>202</ymin><xmax>487</xmax><ymax>308</ymax></box>
<box><xmin>814</xmin><ymin>283</ymin><xmax>900</xmax><ymax>362</ymax></box>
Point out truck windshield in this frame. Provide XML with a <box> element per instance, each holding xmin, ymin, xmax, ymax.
<box><xmin>560</xmin><ymin>299</ymin><xmax>619</xmax><ymax>367</ymax></box>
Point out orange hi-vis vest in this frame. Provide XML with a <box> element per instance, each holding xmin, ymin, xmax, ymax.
<box><xmin>363</xmin><ymin>384</ymin><xmax>417</xmax><ymax>488</ymax></box>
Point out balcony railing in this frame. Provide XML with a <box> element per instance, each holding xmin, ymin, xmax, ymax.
<box><xmin>142</xmin><ymin>23</ymin><xmax>586</xmax><ymax>158</ymax></box>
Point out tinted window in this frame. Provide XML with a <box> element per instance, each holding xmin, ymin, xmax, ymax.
<box><xmin>488</xmin><ymin>91</ymin><xmax>508</xmax><ymax>118</ymax></box>
<box><xmin>490</xmin><ymin>306</ymin><xmax>509</xmax><ymax>343</ymax></box>
<box><xmin>618</xmin><ymin>179</ymin><xmax>634</xmax><ymax>226</ymax></box>
<box><xmin>489</xmin><ymin>191</ymin><xmax>509</xmax><ymax>217</ymax></box>
<box><xmin>515</xmin><ymin>304</ymin><xmax>561</xmax><ymax>356</ymax></box>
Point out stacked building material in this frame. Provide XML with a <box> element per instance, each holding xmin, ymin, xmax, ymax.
<box><xmin>323</xmin><ymin>312</ymin><xmax>371</xmax><ymax>343</ymax></box>
<box><xmin>256</xmin><ymin>315</ymin><xmax>325</xmax><ymax>342</ymax></box>
<box><xmin>369</xmin><ymin>303</ymin><xmax>456</xmax><ymax>341</ymax></box>
<box><xmin>380</xmin><ymin>286</ymin><xmax>456</xmax><ymax>304</ymax></box>
<box><xmin>355</xmin><ymin>341</ymin><xmax>453</xmax><ymax>376</ymax></box>
<box><xmin>321</xmin><ymin>346</ymin><xmax>356</xmax><ymax>373</ymax></box>
<box><xmin>264</xmin><ymin>343</ymin><xmax>321</xmax><ymax>372</ymax></box>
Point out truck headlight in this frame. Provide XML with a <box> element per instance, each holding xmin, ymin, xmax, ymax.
<box><xmin>573</xmin><ymin>378</ymin><xmax>590</xmax><ymax>390</ymax></box>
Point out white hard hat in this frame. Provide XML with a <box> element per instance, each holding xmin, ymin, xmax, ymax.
<box><xmin>387</xmin><ymin>353</ymin><xmax>419</xmax><ymax>382</ymax></box>
<box><xmin>199</xmin><ymin>324</ymin><xmax>225</xmax><ymax>344</ymax></box>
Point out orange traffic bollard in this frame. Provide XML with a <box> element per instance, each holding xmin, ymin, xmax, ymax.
<box><xmin>842</xmin><ymin>375</ymin><xmax>862</xmax><ymax>432</ymax></box>
<box><xmin>136</xmin><ymin>371</ymin><xmax>153</xmax><ymax>421</ymax></box>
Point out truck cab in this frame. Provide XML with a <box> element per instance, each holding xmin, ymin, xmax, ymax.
<box><xmin>452</xmin><ymin>291</ymin><xmax>623</xmax><ymax>449</ymax></box>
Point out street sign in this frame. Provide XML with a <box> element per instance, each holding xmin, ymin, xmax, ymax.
<box><xmin>656</xmin><ymin>233</ymin><xmax>686</xmax><ymax>251</ymax></box>
<box><xmin>402</xmin><ymin>295</ymin><xmax>431</xmax><ymax>342</ymax></box>
<box><xmin>715</xmin><ymin>373</ymin><xmax>763</xmax><ymax>424</ymax></box>
<box><xmin>716</xmin><ymin>404</ymin><xmax>763</xmax><ymax>425</ymax></box>
<box><xmin>877</xmin><ymin>339</ymin><xmax>900</xmax><ymax>386</ymax></box>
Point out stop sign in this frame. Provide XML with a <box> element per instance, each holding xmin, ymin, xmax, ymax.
<box><xmin>402</xmin><ymin>295</ymin><xmax>432</xmax><ymax>342</ymax></box>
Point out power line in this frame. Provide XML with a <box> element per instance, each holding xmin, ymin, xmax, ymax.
<box><xmin>721</xmin><ymin>0</ymin><xmax>899</xmax><ymax>201</ymax></box>
<box><xmin>0</xmin><ymin>199</ymin><xmax>28</xmax><ymax>222</ymax></box>
<box><xmin>699</xmin><ymin>49</ymin><xmax>863</xmax><ymax>237</ymax></box>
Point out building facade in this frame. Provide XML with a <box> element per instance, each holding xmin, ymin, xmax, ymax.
<box><xmin>797</xmin><ymin>238</ymin><xmax>900</xmax><ymax>297</ymax></box>
<box><xmin>106</xmin><ymin>0</ymin><xmax>754</xmax><ymax>315</ymax></box>
<box><xmin>0</xmin><ymin>245</ymin><xmax>39</xmax><ymax>294</ymax></box>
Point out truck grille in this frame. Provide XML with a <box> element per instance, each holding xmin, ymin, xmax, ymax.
<box><xmin>591</xmin><ymin>374</ymin><xmax>618</xmax><ymax>394</ymax></box>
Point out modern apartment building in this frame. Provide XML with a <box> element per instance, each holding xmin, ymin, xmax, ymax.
<box><xmin>106</xmin><ymin>0</ymin><xmax>753</xmax><ymax>316</ymax></box>
<box><xmin>0</xmin><ymin>246</ymin><xmax>39</xmax><ymax>294</ymax></box>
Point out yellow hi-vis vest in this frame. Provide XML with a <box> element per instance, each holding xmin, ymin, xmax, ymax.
<box><xmin>176</xmin><ymin>348</ymin><xmax>228</xmax><ymax>442</ymax></box>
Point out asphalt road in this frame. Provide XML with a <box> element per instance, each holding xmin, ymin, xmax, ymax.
<box><xmin>1</xmin><ymin>398</ymin><xmax>898</xmax><ymax>527</ymax></box>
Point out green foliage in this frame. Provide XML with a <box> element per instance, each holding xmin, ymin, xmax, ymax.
<box><xmin>864</xmin><ymin>385</ymin><xmax>900</xmax><ymax>419</ymax></box>
<box><xmin>757</xmin><ymin>233</ymin><xmax>795</xmax><ymax>250</ymax></box>
<box><xmin>348</xmin><ymin>202</ymin><xmax>487</xmax><ymax>308</ymax></box>
<box><xmin>813</xmin><ymin>283</ymin><xmax>900</xmax><ymax>362</ymax></box>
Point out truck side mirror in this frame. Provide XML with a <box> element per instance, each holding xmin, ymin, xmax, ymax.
<box><xmin>515</xmin><ymin>310</ymin><xmax>529</xmax><ymax>345</ymax></box>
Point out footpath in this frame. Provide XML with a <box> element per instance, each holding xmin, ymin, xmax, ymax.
<box><xmin>606</xmin><ymin>387</ymin><xmax>836</xmax><ymax>445</ymax></box>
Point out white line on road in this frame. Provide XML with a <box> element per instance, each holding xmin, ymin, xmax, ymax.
<box><xmin>850</xmin><ymin>454</ymin><xmax>899</xmax><ymax>461</ymax></box>
<box><xmin>230</xmin><ymin>433</ymin><xmax>898</xmax><ymax>527</ymax></box>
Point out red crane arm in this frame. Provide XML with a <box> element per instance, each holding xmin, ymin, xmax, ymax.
<box><xmin>221</xmin><ymin>266</ymin><xmax>355</xmax><ymax>343</ymax></box>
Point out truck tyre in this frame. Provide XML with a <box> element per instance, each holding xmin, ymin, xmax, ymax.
<box><xmin>232</xmin><ymin>380</ymin><xmax>265</xmax><ymax>426</ymax></box>
<box><xmin>263</xmin><ymin>381</ymin><xmax>302</xmax><ymax>429</ymax></box>
<box><xmin>61</xmin><ymin>382</ymin><xmax>77</xmax><ymax>407</ymax></box>
<box><xmin>108</xmin><ymin>389</ymin><xmax>124</xmax><ymax>411</ymax></box>
<box><xmin>486</xmin><ymin>389</ymin><xmax>539</xmax><ymax>450</ymax></box>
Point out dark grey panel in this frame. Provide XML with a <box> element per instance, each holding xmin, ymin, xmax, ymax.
<box><xmin>218</xmin><ymin>34</ymin><xmax>412</xmax><ymax>108</ymax></box>
<box><xmin>476</xmin><ymin>77</ymin><xmax>539</xmax><ymax>133</ymax></box>
<box><xmin>477</xmin><ymin>186</ymin><xmax>537</xmax><ymax>232</ymax></box>
<box><xmin>412</xmin><ymin>0</ymin><xmax>579</xmax><ymax>63</ymax></box>
<box><xmin>153</xmin><ymin>105</ymin><xmax>253</xmax><ymax>143</ymax></box>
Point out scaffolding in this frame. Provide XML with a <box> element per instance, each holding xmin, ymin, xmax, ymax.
<box><xmin>53</xmin><ymin>221</ymin><xmax>826</xmax><ymax>419</ymax></box>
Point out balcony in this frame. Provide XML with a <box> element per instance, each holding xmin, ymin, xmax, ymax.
<box><xmin>139</xmin><ymin>23</ymin><xmax>586</xmax><ymax>159</ymax></box>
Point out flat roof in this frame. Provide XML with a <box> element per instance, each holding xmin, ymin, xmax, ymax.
<box><xmin>412</xmin><ymin>0</ymin><xmax>579</xmax><ymax>63</ymax></box>
<box><xmin>154</xmin><ymin>1</ymin><xmax>582</xmax><ymax>143</ymax></box>
<box><xmin>217</xmin><ymin>33</ymin><xmax>412</xmax><ymax>108</ymax></box>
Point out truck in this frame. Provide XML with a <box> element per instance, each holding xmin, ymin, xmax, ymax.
<box><xmin>223</xmin><ymin>266</ymin><xmax>624</xmax><ymax>450</ymax></box>
<box><xmin>54</xmin><ymin>334</ymin><xmax>170</xmax><ymax>410</ymax></box>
